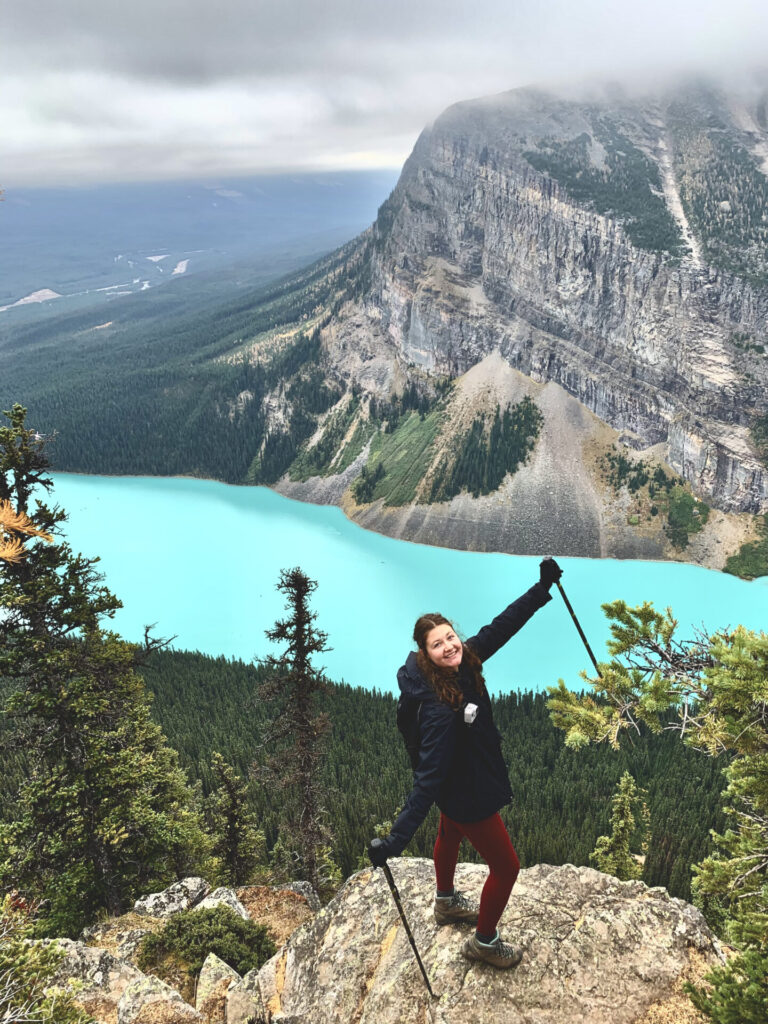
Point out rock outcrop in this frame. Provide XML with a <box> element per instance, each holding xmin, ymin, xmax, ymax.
<box><xmin>117</xmin><ymin>976</ymin><xmax>204</xmax><ymax>1024</ymax></box>
<box><xmin>255</xmin><ymin>859</ymin><xmax>721</xmax><ymax>1024</ymax></box>
<box><xmin>133</xmin><ymin>877</ymin><xmax>209</xmax><ymax>918</ymax></box>
<box><xmin>51</xmin><ymin>865</ymin><xmax>721</xmax><ymax>1024</ymax></box>
<box><xmin>51</xmin><ymin>941</ymin><xmax>145</xmax><ymax>1024</ymax></box>
<box><xmin>195</xmin><ymin>954</ymin><xmax>240</xmax><ymax>1023</ymax></box>
<box><xmin>194</xmin><ymin>886</ymin><xmax>250</xmax><ymax>921</ymax></box>
<box><xmin>59</xmin><ymin>878</ymin><xmax>320</xmax><ymax>1023</ymax></box>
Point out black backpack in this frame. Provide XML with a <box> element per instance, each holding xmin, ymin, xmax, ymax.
<box><xmin>396</xmin><ymin>695</ymin><xmax>423</xmax><ymax>769</ymax></box>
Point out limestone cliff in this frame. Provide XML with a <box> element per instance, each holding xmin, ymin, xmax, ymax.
<box><xmin>325</xmin><ymin>81</ymin><xmax>768</xmax><ymax>518</ymax></box>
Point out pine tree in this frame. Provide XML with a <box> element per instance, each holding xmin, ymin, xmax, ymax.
<box><xmin>205</xmin><ymin>752</ymin><xmax>266</xmax><ymax>886</ymax></box>
<box><xmin>548</xmin><ymin>600</ymin><xmax>768</xmax><ymax>1022</ymax></box>
<box><xmin>0</xmin><ymin>405</ymin><xmax>206</xmax><ymax>936</ymax></box>
<box><xmin>258</xmin><ymin>568</ymin><xmax>340</xmax><ymax>900</ymax></box>
<box><xmin>590</xmin><ymin>771</ymin><xmax>649</xmax><ymax>880</ymax></box>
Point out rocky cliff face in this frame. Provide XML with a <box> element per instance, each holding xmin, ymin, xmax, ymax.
<box><xmin>51</xmin><ymin>863</ymin><xmax>722</xmax><ymax>1024</ymax></box>
<box><xmin>330</xmin><ymin>82</ymin><xmax>768</xmax><ymax>515</ymax></box>
<box><xmin>258</xmin><ymin>860</ymin><xmax>720</xmax><ymax>1024</ymax></box>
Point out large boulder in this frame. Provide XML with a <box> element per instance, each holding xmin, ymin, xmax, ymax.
<box><xmin>81</xmin><ymin>913</ymin><xmax>163</xmax><ymax>963</ymax></box>
<box><xmin>226</xmin><ymin>969</ymin><xmax>265</xmax><ymax>1024</ymax></box>
<box><xmin>194</xmin><ymin>887</ymin><xmax>250</xmax><ymax>921</ymax></box>
<box><xmin>133</xmin><ymin>877</ymin><xmax>209</xmax><ymax>917</ymax></box>
<box><xmin>255</xmin><ymin>860</ymin><xmax>723</xmax><ymax>1024</ymax></box>
<box><xmin>50</xmin><ymin>940</ymin><xmax>145</xmax><ymax>1024</ymax></box>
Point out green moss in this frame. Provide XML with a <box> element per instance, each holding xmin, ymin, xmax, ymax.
<box><xmin>724</xmin><ymin>514</ymin><xmax>768</xmax><ymax>580</ymax></box>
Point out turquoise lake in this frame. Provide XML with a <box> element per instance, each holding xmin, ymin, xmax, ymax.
<box><xmin>51</xmin><ymin>473</ymin><xmax>768</xmax><ymax>695</ymax></box>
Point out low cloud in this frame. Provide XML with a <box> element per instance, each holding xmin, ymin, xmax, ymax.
<box><xmin>4</xmin><ymin>0</ymin><xmax>768</xmax><ymax>185</ymax></box>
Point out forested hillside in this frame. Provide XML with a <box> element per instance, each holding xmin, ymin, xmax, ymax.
<box><xmin>4</xmin><ymin>645</ymin><xmax>725</xmax><ymax>901</ymax></box>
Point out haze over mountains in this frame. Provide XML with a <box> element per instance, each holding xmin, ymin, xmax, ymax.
<box><xmin>3</xmin><ymin>79</ymin><xmax>768</xmax><ymax>568</ymax></box>
<box><xmin>0</xmin><ymin>172</ymin><xmax>398</xmax><ymax>322</ymax></box>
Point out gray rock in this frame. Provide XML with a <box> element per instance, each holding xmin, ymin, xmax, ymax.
<box><xmin>50</xmin><ymin>940</ymin><xmax>145</xmax><ymax>1024</ymax></box>
<box><xmin>194</xmin><ymin>887</ymin><xmax>250</xmax><ymax>921</ymax></box>
<box><xmin>195</xmin><ymin>953</ymin><xmax>240</xmax><ymax>1021</ymax></box>
<box><xmin>118</xmin><ymin>976</ymin><xmax>203</xmax><ymax>1024</ymax></box>
<box><xmin>226</xmin><ymin>969</ymin><xmax>266</xmax><ymax>1024</ymax></box>
<box><xmin>255</xmin><ymin>859</ymin><xmax>723</xmax><ymax>1024</ymax></box>
<box><xmin>133</xmin><ymin>877</ymin><xmax>209</xmax><ymax>917</ymax></box>
<box><xmin>81</xmin><ymin>922</ymin><xmax>154</xmax><ymax>961</ymax></box>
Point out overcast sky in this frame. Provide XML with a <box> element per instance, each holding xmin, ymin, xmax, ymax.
<box><xmin>4</xmin><ymin>0</ymin><xmax>768</xmax><ymax>187</ymax></box>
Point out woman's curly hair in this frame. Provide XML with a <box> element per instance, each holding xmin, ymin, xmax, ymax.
<box><xmin>413</xmin><ymin>613</ymin><xmax>487</xmax><ymax>708</ymax></box>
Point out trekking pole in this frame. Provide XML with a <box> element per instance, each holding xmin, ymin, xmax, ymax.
<box><xmin>554</xmin><ymin>579</ymin><xmax>603</xmax><ymax>679</ymax></box>
<box><xmin>370</xmin><ymin>843</ymin><xmax>435</xmax><ymax>998</ymax></box>
<box><xmin>381</xmin><ymin>861</ymin><xmax>436</xmax><ymax>998</ymax></box>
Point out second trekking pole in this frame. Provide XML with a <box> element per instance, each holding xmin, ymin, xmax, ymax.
<box><xmin>370</xmin><ymin>841</ymin><xmax>436</xmax><ymax>998</ymax></box>
<box><xmin>554</xmin><ymin>578</ymin><xmax>603</xmax><ymax>678</ymax></box>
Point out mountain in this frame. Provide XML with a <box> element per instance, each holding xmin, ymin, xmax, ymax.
<box><xmin>3</xmin><ymin>81</ymin><xmax>768</xmax><ymax>569</ymax></box>
<box><xmin>287</xmin><ymin>80</ymin><xmax>768</xmax><ymax>564</ymax></box>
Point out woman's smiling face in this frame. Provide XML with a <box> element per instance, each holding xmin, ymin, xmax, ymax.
<box><xmin>424</xmin><ymin>622</ymin><xmax>463</xmax><ymax>670</ymax></box>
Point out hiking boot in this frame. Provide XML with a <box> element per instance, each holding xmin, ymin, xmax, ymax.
<box><xmin>433</xmin><ymin>890</ymin><xmax>479</xmax><ymax>926</ymax></box>
<box><xmin>462</xmin><ymin>931</ymin><xmax>523</xmax><ymax>969</ymax></box>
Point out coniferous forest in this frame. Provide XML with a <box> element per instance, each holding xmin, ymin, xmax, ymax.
<box><xmin>0</xmin><ymin>646</ymin><xmax>725</xmax><ymax>903</ymax></box>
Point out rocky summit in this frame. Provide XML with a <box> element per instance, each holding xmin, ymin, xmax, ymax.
<box><xmin>47</xmin><ymin>862</ymin><xmax>722</xmax><ymax>1024</ymax></box>
<box><xmin>258</xmin><ymin>859</ymin><xmax>721</xmax><ymax>1024</ymax></box>
<box><xmin>336</xmin><ymin>82</ymin><xmax>768</xmax><ymax>512</ymax></box>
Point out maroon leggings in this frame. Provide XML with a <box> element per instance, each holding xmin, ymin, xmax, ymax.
<box><xmin>433</xmin><ymin>811</ymin><xmax>520</xmax><ymax>936</ymax></box>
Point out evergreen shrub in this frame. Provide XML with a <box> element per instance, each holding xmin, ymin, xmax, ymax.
<box><xmin>136</xmin><ymin>906</ymin><xmax>276</xmax><ymax>980</ymax></box>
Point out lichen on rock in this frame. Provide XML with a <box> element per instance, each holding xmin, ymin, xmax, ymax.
<box><xmin>253</xmin><ymin>859</ymin><xmax>723</xmax><ymax>1024</ymax></box>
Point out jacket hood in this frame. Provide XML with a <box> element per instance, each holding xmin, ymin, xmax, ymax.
<box><xmin>397</xmin><ymin>651</ymin><xmax>435</xmax><ymax>700</ymax></box>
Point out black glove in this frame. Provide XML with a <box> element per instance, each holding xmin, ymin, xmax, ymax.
<box><xmin>367</xmin><ymin>837</ymin><xmax>391</xmax><ymax>868</ymax></box>
<box><xmin>539</xmin><ymin>556</ymin><xmax>562</xmax><ymax>590</ymax></box>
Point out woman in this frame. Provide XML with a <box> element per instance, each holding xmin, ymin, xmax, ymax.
<box><xmin>368</xmin><ymin>557</ymin><xmax>562</xmax><ymax>969</ymax></box>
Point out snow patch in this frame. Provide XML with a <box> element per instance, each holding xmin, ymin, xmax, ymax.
<box><xmin>146</xmin><ymin>254</ymin><xmax>169</xmax><ymax>263</ymax></box>
<box><xmin>172</xmin><ymin>260</ymin><xmax>189</xmax><ymax>275</ymax></box>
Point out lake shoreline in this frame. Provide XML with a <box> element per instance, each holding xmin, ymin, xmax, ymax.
<box><xmin>48</xmin><ymin>473</ymin><xmax>768</xmax><ymax>694</ymax></box>
<box><xmin>52</xmin><ymin>468</ymin><xmax>760</xmax><ymax>578</ymax></box>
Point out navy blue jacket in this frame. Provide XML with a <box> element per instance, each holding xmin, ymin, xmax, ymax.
<box><xmin>386</xmin><ymin>582</ymin><xmax>551</xmax><ymax>857</ymax></box>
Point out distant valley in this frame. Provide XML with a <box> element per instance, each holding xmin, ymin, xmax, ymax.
<box><xmin>0</xmin><ymin>172</ymin><xmax>398</xmax><ymax>322</ymax></box>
